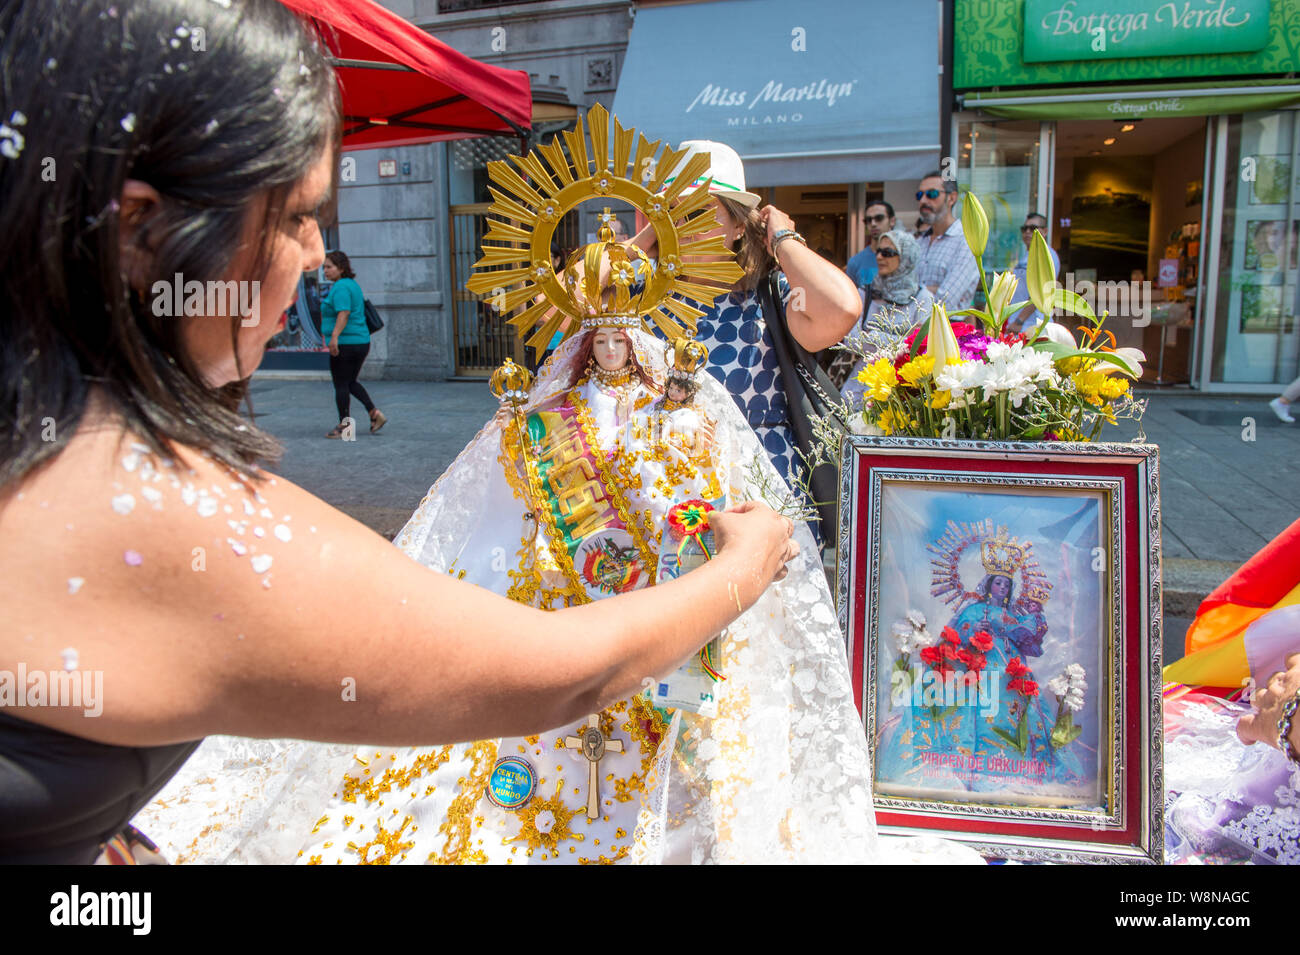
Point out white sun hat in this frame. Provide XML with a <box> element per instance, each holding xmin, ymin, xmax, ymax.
<box><xmin>658</xmin><ymin>139</ymin><xmax>762</xmax><ymax>209</ymax></box>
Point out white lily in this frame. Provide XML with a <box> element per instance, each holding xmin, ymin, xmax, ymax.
<box><xmin>1038</xmin><ymin>321</ymin><xmax>1076</xmax><ymax>347</ymax></box>
<box><xmin>1097</xmin><ymin>346</ymin><xmax>1146</xmax><ymax>379</ymax></box>
<box><xmin>986</xmin><ymin>270</ymin><xmax>1018</xmax><ymax>324</ymax></box>
<box><xmin>922</xmin><ymin>302</ymin><xmax>961</xmax><ymax>370</ymax></box>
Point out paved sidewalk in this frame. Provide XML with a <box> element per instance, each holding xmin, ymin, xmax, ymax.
<box><xmin>248</xmin><ymin>376</ymin><xmax>1300</xmax><ymax>664</ymax></box>
<box><xmin>246</xmin><ymin>377</ymin><xmax>498</xmax><ymax>541</ymax></box>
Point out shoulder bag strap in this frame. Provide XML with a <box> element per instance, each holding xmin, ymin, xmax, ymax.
<box><xmin>756</xmin><ymin>271</ymin><xmax>842</xmax><ymax>545</ymax></box>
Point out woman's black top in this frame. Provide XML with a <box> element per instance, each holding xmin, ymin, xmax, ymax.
<box><xmin>0</xmin><ymin>710</ymin><xmax>199</xmax><ymax>863</ymax></box>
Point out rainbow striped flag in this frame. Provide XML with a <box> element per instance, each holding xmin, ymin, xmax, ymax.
<box><xmin>1163</xmin><ymin>518</ymin><xmax>1300</xmax><ymax>690</ymax></box>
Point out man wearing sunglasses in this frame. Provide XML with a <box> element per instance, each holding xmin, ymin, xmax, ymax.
<box><xmin>844</xmin><ymin>200</ymin><xmax>896</xmax><ymax>299</ymax></box>
<box><xmin>915</xmin><ymin>172</ymin><xmax>979</xmax><ymax>311</ymax></box>
<box><xmin>1009</xmin><ymin>212</ymin><xmax>1061</xmax><ymax>333</ymax></box>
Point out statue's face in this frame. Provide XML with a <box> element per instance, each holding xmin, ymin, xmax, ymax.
<box><xmin>989</xmin><ymin>575</ymin><xmax>1012</xmax><ymax>600</ymax></box>
<box><xmin>666</xmin><ymin>380</ymin><xmax>689</xmax><ymax>403</ymax></box>
<box><xmin>592</xmin><ymin>329</ymin><xmax>631</xmax><ymax>372</ymax></box>
<box><xmin>1022</xmin><ymin>599</ymin><xmax>1042</xmax><ymax>614</ymax></box>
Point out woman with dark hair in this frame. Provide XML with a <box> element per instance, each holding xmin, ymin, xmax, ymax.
<box><xmin>321</xmin><ymin>249</ymin><xmax>385</xmax><ymax>436</ymax></box>
<box><xmin>0</xmin><ymin>0</ymin><xmax>797</xmax><ymax>864</ymax></box>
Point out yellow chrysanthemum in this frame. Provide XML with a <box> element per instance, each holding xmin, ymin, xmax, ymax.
<box><xmin>877</xmin><ymin>406</ymin><xmax>915</xmax><ymax>436</ymax></box>
<box><xmin>856</xmin><ymin>357</ymin><xmax>898</xmax><ymax>401</ymax></box>
<box><xmin>929</xmin><ymin>389</ymin><xmax>951</xmax><ymax>409</ymax></box>
<box><xmin>1071</xmin><ymin>369</ymin><xmax>1106</xmax><ymax>403</ymax></box>
<box><xmin>1098</xmin><ymin>376</ymin><xmax>1130</xmax><ymax>400</ymax></box>
<box><xmin>897</xmin><ymin>353</ymin><xmax>936</xmax><ymax>387</ymax></box>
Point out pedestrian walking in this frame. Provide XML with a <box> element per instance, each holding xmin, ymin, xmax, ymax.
<box><xmin>321</xmin><ymin>250</ymin><xmax>386</xmax><ymax>437</ymax></box>
<box><xmin>1270</xmin><ymin>376</ymin><xmax>1300</xmax><ymax>423</ymax></box>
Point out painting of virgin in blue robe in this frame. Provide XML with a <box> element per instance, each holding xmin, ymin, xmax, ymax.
<box><xmin>872</xmin><ymin>483</ymin><xmax>1106</xmax><ymax>809</ymax></box>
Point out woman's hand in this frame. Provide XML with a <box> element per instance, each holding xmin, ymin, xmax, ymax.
<box><xmin>1237</xmin><ymin>652</ymin><xmax>1300</xmax><ymax>752</ymax></box>
<box><xmin>328</xmin><ymin>337</ymin><xmax>339</xmax><ymax>357</ymax></box>
<box><xmin>758</xmin><ymin>205</ymin><xmax>797</xmax><ymax>257</ymax></box>
<box><xmin>758</xmin><ymin>202</ymin><xmax>862</xmax><ymax>351</ymax></box>
<box><xmin>709</xmin><ymin>500</ymin><xmax>800</xmax><ymax>586</ymax></box>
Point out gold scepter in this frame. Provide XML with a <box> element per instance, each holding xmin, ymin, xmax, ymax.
<box><xmin>489</xmin><ymin>357</ymin><xmax>539</xmax><ymax>528</ymax></box>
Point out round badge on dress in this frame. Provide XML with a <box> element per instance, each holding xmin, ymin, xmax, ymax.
<box><xmin>574</xmin><ymin>529</ymin><xmax>646</xmax><ymax>600</ymax></box>
<box><xmin>487</xmin><ymin>756</ymin><xmax>536</xmax><ymax>811</ymax></box>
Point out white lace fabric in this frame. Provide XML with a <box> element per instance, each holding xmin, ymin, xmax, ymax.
<box><xmin>1164</xmin><ymin>693</ymin><xmax>1300</xmax><ymax>865</ymax></box>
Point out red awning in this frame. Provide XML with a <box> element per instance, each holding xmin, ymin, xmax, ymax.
<box><xmin>280</xmin><ymin>0</ymin><xmax>532</xmax><ymax>150</ymax></box>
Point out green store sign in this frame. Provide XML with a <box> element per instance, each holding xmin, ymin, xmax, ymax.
<box><xmin>1025</xmin><ymin>0</ymin><xmax>1270</xmax><ymax>62</ymax></box>
<box><xmin>956</xmin><ymin>0</ymin><xmax>1300</xmax><ymax>88</ymax></box>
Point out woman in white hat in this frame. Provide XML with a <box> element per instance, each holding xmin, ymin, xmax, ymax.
<box><xmin>631</xmin><ymin>141</ymin><xmax>861</xmax><ymax>488</ymax></box>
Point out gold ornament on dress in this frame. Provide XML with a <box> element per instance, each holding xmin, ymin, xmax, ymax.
<box><xmin>463</xmin><ymin>102</ymin><xmax>744</xmax><ymax>349</ymax></box>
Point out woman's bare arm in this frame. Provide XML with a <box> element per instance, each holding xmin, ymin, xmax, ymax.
<box><xmin>0</xmin><ymin>428</ymin><xmax>792</xmax><ymax>748</ymax></box>
<box><xmin>761</xmin><ymin>207</ymin><xmax>862</xmax><ymax>352</ymax></box>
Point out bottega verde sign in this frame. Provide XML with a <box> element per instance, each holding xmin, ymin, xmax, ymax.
<box><xmin>1024</xmin><ymin>0</ymin><xmax>1271</xmax><ymax>62</ymax></box>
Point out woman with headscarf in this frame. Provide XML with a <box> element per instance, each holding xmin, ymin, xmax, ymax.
<box><xmin>838</xmin><ymin>229</ymin><xmax>936</xmax><ymax>406</ymax></box>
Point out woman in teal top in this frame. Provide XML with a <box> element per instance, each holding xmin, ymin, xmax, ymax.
<box><xmin>321</xmin><ymin>250</ymin><xmax>386</xmax><ymax>437</ymax></box>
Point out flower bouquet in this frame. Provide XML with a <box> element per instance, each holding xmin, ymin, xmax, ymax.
<box><xmin>842</xmin><ymin>192</ymin><xmax>1145</xmax><ymax>442</ymax></box>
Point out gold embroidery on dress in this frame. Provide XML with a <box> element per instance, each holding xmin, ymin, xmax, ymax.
<box><xmin>347</xmin><ymin>814</ymin><xmax>416</xmax><ymax>865</ymax></box>
<box><xmin>340</xmin><ymin>746</ymin><xmax>454</xmax><ymax>805</ymax></box>
<box><xmin>431</xmin><ymin>740</ymin><xmax>498</xmax><ymax>864</ymax></box>
<box><xmin>501</xmin><ymin>778</ymin><xmax>585</xmax><ymax>856</ymax></box>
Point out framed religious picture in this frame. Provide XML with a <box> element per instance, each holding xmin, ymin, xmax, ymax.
<box><xmin>836</xmin><ymin>437</ymin><xmax>1163</xmax><ymax>863</ymax></box>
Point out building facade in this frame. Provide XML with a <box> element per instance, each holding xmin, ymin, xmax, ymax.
<box><xmin>953</xmin><ymin>0</ymin><xmax>1300</xmax><ymax>392</ymax></box>
<box><xmin>308</xmin><ymin>0</ymin><xmax>946</xmax><ymax>381</ymax></box>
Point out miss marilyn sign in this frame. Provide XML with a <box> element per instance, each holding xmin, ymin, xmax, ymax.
<box><xmin>1024</xmin><ymin>0</ymin><xmax>1270</xmax><ymax>62</ymax></box>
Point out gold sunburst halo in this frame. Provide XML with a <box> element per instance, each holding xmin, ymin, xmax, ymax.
<box><xmin>463</xmin><ymin>103</ymin><xmax>743</xmax><ymax>350</ymax></box>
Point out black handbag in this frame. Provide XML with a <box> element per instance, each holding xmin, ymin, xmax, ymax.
<box><xmin>754</xmin><ymin>271</ymin><xmax>849</xmax><ymax>546</ymax></box>
<box><xmin>363</xmin><ymin>298</ymin><xmax>385</xmax><ymax>333</ymax></box>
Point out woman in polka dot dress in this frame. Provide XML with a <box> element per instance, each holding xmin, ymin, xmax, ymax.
<box><xmin>633</xmin><ymin>141</ymin><xmax>861</xmax><ymax>488</ymax></box>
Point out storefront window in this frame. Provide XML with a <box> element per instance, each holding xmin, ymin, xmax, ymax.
<box><xmin>958</xmin><ymin>120</ymin><xmax>1042</xmax><ymax>273</ymax></box>
<box><xmin>1211</xmin><ymin>110</ymin><xmax>1300</xmax><ymax>386</ymax></box>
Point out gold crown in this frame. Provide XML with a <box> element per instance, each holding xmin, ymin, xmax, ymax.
<box><xmin>980</xmin><ymin>528</ymin><xmax>1028</xmax><ymax>577</ymax></box>
<box><xmin>462</xmin><ymin>103</ymin><xmax>743</xmax><ymax>350</ymax></box>
<box><xmin>665</xmin><ymin>338</ymin><xmax>710</xmax><ymax>380</ymax></box>
<box><xmin>489</xmin><ymin>358</ymin><xmax>533</xmax><ymax>407</ymax></box>
<box><xmin>566</xmin><ymin>209</ymin><xmax>655</xmax><ymax>330</ymax></box>
<box><xmin>1022</xmin><ymin>579</ymin><xmax>1052</xmax><ymax>604</ymax></box>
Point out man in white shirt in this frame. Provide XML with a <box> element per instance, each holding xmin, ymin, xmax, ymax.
<box><xmin>915</xmin><ymin>171</ymin><xmax>979</xmax><ymax>311</ymax></box>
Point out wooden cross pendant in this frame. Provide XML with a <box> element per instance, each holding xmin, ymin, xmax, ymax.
<box><xmin>564</xmin><ymin>715</ymin><xmax>625</xmax><ymax>820</ymax></box>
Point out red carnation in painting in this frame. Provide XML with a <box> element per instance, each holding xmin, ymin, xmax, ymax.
<box><xmin>1005</xmin><ymin>657</ymin><xmax>1030</xmax><ymax>678</ymax></box>
<box><xmin>956</xmin><ymin>648</ymin><xmax>974</xmax><ymax>666</ymax></box>
<box><xmin>967</xmin><ymin>653</ymin><xmax>987</xmax><ymax>673</ymax></box>
<box><xmin>940</xmin><ymin>642</ymin><xmax>959</xmax><ymax>661</ymax></box>
<box><xmin>970</xmin><ymin>631</ymin><xmax>993</xmax><ymax>653</ymax></box>
<box><xmin>1007</xmin><ymin>677</ymin><xmax>1024</xmax><ymax>694</ymax></box>
<box><xmin>1020</xmin><ymin>680</ymin><xmax>1040</xmax><ymax>697</ymax></box>
<box><xmin>920</xmin><ymin>646</ymin><xmax>941</xmax><ymax>666</ymax></box>
<box><xmin>941</xmin><ymin>626</ymin><xmax>960</xmax><ymax>645</ymax></box>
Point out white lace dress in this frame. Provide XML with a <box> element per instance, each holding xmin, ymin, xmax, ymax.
<box><xmin>1164</xmin><ymin>692</ymin><xmax>1300</xmax><ymax>865</ymax></box>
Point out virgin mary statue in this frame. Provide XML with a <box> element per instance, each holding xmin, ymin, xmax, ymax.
<box><xmin>290</xmin><ymin>215</ymin><xmax>884</xmax><ymax>864</ymax></box>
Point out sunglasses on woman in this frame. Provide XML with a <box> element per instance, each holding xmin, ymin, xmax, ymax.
<box><xmin>875</xmin><ymin>248</ymin><xmax>899</xmax><ymax>258</ymax></box>
<box><xmin>916</xmin><ymin>188</ymin><xmax>943</xmax><ymax>200</ymax></box>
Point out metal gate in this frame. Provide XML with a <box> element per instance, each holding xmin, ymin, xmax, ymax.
<box><xmin>449</xmin><ymin>202</ymin><xmax>523</xmax><ymax>377</ymax></box>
